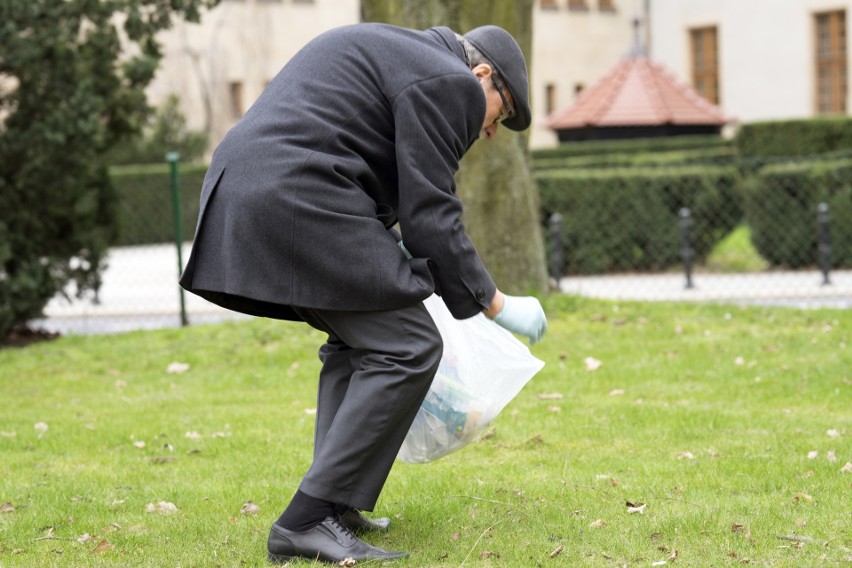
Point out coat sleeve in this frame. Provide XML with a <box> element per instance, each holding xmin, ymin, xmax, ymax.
<box><xmin>392</xmin><ymin>72</ymin><xmax>497</xmax><ymax>319</ymax></box>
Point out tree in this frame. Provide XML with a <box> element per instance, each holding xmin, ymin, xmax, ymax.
<box><xmin>106</xmin><ymin>94</ymin><xmax>210</xmax><ymax>165</ymax></box>
<box><xmin>0</xmin><ymin>0</ymin><xmax>218</xmax><ymax>341</ymax></box>
<box><xmin>361</xmin><ymin>0</ymin><xmax>549</xmax><ymax>295</ymax></box>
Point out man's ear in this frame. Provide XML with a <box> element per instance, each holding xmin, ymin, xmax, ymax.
<box><xmin>472</xmin><ymin>63</ymin><xmax>493</xmax><ymax>80</ymax></box>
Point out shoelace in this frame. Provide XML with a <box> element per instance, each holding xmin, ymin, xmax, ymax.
<box><xmin>329</xmin><ymin>516</ymin><xmax>357</xmax><ymax>543</ymax></box>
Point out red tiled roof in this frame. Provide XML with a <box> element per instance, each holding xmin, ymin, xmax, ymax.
<box><xmin>546</xmin><ymin>55</ymin><xmax>730</xmax><ymax>129</ymax></box>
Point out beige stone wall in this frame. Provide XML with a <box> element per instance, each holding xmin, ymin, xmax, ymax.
<box><xmin>148</xmin><ymin>0</ymin><xmax>646</xmax><ymax>154</ymax></box>
<box><xmin>147</xmin><ymin>0</ymin><xmax>360</xmax><ymax>156</ymax></box>
<box><xmin>649</xmin><ymin>0</ymin><xmax>852</xmax><ymax>124</ymax></box>
<box><xmin>530</xmin><ymin>0</ymin><xmax>642</xmax><ymax>148</ymax></box>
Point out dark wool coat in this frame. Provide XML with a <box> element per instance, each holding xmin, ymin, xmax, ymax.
<box><xmin>180</xmin><ymin>24</ymin><xmax>497</xmax><ymax>322</ymax></box>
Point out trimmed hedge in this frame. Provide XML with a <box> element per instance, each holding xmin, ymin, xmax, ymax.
<box><xmin>736</xmin><ymin>117</ymin><xmax>852</xmax><ymax>158</ymax></box>
<box><xmin>109</xmin><ymin>163</ymin><xmax>207</xmax><ymax>246</ymax></box>
<box><xmin>533</xmin><ymin>145</ymin><xmax>737</xmax><ymax>171</ymax></box>
<box><xmin>531</xmin><ymin>134</ymin><xmax>731</xmax><ymax>161</ymax></box>
<box><xmin>536</xmin><ymin>166</ymin><xmax>742</xmax><ymax>274</ymax></box>
<box><xmin>741</xmin><ymin>158</ymin><xmax>852</xmax><ymax>268</ymax></box>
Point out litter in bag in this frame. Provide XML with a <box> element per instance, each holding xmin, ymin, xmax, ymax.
<box><xmin>397</xmin><ymin>294</ymin><xmax>545</xmax><ymax>463</ymax></box>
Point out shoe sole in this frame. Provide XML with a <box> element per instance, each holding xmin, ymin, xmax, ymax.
<box><xmin>268</xmin><ymin>550</ymin><xmax>407</xmax><ymax>564</ymax></box>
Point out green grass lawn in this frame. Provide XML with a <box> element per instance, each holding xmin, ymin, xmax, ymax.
<box><xmin>704</xmin><ymin>225</ymin><xmax>769</xmax><ymax>273</ymax></box>
<box><xmin>1</xmin><ymin>296</ymin><xmax>849</xmax><ymax>567</ymax></box>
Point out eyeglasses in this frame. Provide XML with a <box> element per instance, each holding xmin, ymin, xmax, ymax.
<box><xmin>493</xmin><ymin>79</ymin><xmax>515</xmax><ymax>124</ymax></box>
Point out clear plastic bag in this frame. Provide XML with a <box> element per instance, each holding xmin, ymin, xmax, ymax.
<box><xmin>397</xmin><ymin>294</ymin><xmax>545</xmax><ymax>463</ymax></box>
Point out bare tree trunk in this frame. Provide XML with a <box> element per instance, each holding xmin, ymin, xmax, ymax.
<box><xmin>362</xmin><ymin>0</ymin><xmax>549</xmax><ymax>295</ymax></box>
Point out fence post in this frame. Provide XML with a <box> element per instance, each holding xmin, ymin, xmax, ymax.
<box><xmin>679</xmin><ymin>207</ymin><xmax>694</xmax><ymax>289</ymax></box>
<box><xmin>166</xmin><ymin>151</ymin><xmax>188</xmax><ymax>326</ymax></box>
<box><xmin>548</xmin><ymin>212</ymin><xmax>565</xmax><ymax>287</ymax></box>
<box><xmin>818</xmin><ymin>202</ymin><xmax>832</xmax><ymax>286</ymax></box>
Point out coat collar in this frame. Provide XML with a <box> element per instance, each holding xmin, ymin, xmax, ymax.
<box><xmin>425</xmin><ymin>26</ymin><xmax>467</xmax><ymax>65</ymax></box>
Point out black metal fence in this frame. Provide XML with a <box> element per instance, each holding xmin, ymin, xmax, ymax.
<box><xmin>540</xmin><ymin>152</ymin><xmax>852</xmax><ymax>307</ymax></box>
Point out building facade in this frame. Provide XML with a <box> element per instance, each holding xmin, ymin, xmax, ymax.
<box><xmin>648</xmin><ymin>0</ymin><xmax>852</xmax><ymax>125</ymax></box>
<box><xmin>148</xmin><ymin>0</ymin><xmax>851</xmax><ymax>153</ymax></box>
<box><xmin>147</xmin><ymin>0</ymin><xmax>360</xmax><ymax>152</ymax></box>
<box><xmin>530</xmin><ymin>0</ymin><xmax>644</xmax><ymax>147</ymax></box>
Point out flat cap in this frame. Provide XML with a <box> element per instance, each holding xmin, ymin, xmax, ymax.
<box><xmin>464</xmin><ymin>25</ymin><xmax>531</xmax><ymax>131</ymax></box>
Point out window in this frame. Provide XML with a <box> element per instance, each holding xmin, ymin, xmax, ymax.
<box><xmin>598</xmin><ymin>0</ymin><xmax>616</xmax><ymax>11</ymax></box>
<box><xmin>545</xmin><ymin>83</ymin><xmax>557</xmax><ymax>114</ymax></box>
<box><xmin>228</xmin><ymin>81</ymin><xmax>244</xmax><ymax>119</ymax></box>
<box><xmin>568</xmin><ymin>0</ymin><xmax>588</xmax><ymax>11</ymax></box>
<box><xmin>690</xmin><ymin>26</ymin><xmax>719</xmax><ymax>104</ymax></box>
<box><xmin>815</xmin><ymin>10</ymin><xmax>847</xmax><ymax>114</ymax></box>
<box><xmin>540</xmin><ymin>0</ymin><xmax>558</xmax><ymax>9</ymax></box>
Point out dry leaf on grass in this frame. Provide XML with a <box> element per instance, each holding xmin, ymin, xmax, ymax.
<box><xmin>589</xmin><ymin>519</ymin><xmax>606</xmax><ymax>528</ymax></box>
<box><xmin>145</xmin><ymin>501</ymin><xmax>178</xmax><ymax>515</ymax></box>
<box><xmin>0</xmin><ymin>502</ymin><xmax>15</xmax><ymax>513</ymax></box>
<box><xmin>34</xmin><ymin>422</ymin><xmax>48</xmax><ymax>434</ymax></box>
<box><xmin>676</xmin><ymin>451</ymin><xmax>695</xmax><ymax>460</ymax></box>
<box><xmin>841</xmin><ymin>462</ymin><xmax>852</xmax><ymax>473</ymax></box>
<box><xmin>240</xmin><ymin>501</ymin><xmax>260</xmax><ymax>516</ymax></box>
<box><xmin>792</xmin><ymin>492</ymin><xmax>813</xmax><ymax>504</ymax></box>
<box><xmin>826</xmin><ymin>429</ymin><xmax>840</xmax><ymax>438</ymax></box>
<box><xmin>807</xmin><ymin>451</ymin><xmax>818</xmax><ymax>460</ymax></box>
<box><xmin>549</xmin><ymin>545</ymin><xmax>563</xmax><ymax>558</ymax></box>
<box><xmin>626</xmin><ymin>501</ymin><xmax>646</xmax><ymax>514</ymax></box>
<box><xmin>92</xmin><ymin>539</ymin><xmax>114</xmax><ymax>554</ymax></box>
<box><xmin>609</xmin><ymin>389</ymin><xmax>625</xmax><ymax>396</ymax></box>
<box><xmin>77</xmin><ymin>533</ymin><xmax>97</xmax><ymax>543</ymax></box>
<box><xmin>826</xmin><ymin>450</ymin><xmax>837</xmax><ymax>463</ymax></box>
<box><xmin>537</xmin><ymin>393</ymin><xmax>563</xmax><ymax>400</ymax></box>
<box><xmin>166</xmin><ymin>362</ymin><xmax>190</xmax><ymax>374</ymax></box>
<box><xmin>584</xmin><ymin>357</ymin><xmax>602</xmax><ymax>371</ymax></box>
<box><xmin>337</xmin><ymin>558</ymin><xmax>356</xmax><ymax>567</ymax></box>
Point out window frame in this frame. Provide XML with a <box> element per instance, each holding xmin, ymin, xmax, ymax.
<box><xmin>689</xmin><ymin>25</ymin><xmax>720</xmax><ymax>105</ymax></box>
<box><xmin>815</xmin><ymin>9</ymin><xmax>848</xmax><ymax>114</ymax></box>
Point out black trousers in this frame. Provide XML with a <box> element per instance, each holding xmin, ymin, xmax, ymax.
<box><xmin>292</xmin><ymin>301</ymin><xmax>442</xmax><ymax>510</ymax></box>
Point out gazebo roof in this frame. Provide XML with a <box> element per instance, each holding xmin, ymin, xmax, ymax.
<box><xmin>546</xmin><ymin>54</ymin><xmax>730</xmax><ymax>130</ymax></box>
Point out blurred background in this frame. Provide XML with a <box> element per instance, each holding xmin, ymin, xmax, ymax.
<box><xmin>5</xmin><ymin>0</ymin><xmax>852</xmax><ymax>338</ymax></box>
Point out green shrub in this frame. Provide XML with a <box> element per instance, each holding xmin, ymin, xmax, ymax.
<box><xmin>741</xmin><ymin>158</ymin><xmax>852</xmax><ymax>268</ymax></box>
<box><xmin>537</xmin><ymin>166</ymin><xmax>742</xmax><ymax>275</ymax></box>
<box><xmin>736</xmin><ymin>117</ymin><xmax>852</xmax><ymax>158</ymax></box>
<box><xmin>109</xmin><ymin>163</ymin><xmax>208</xmax><ymax>246</ymax></box>
<box><xmin>531</xmin><ymin>134</ymin><xmax>731</xmax><ymax>161</ymax></box>
<box><xmin>533</xmin><ymin>145</ymin><xmax>737</xmax><ymax>171</ymax></box>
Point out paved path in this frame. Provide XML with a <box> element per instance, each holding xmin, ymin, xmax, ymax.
<box><xmin>32</xmin><ymin>243</ymin><xmax>852</xmax><ymax>335</ymax></box>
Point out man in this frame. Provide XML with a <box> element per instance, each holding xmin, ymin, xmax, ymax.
<box><xmin>180</xmin><ymin>22</ymin><xmax>547</xmax><ymax>563</ymax></box>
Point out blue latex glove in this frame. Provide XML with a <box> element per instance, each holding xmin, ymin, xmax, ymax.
<box><xmin>399</xmin><ymin>241</ymin><xmax>413</xmax><ymax>259</ymax></box>
<box><xmin>493</xmin><ymin>294</ymin><xmax>548</xmax><ymax>345</ymax></box>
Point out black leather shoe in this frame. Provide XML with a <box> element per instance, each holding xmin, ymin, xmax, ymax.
<box><xmin>340</xmin><ymin>508</ymin><xmax>391</xmax><ymax>533</ymax></box>
<box><xmin>267</xmin><ymin>516</ymin><xmax>407</xmax><ymax>564</ymax></box>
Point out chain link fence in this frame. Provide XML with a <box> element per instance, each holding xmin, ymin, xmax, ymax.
<box><xmin>34</xmin><ymin>146</ymin><xmax>852</xmax><ymax>335</ymax></box>
<box><xmin>541</xmin><ymin>150</ymin><xmax>852</xmax><ymax>308</ymax></box>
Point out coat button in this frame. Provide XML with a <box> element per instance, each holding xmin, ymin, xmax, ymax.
<box><xmin>475</xmin><ymin>289</ymin><xmax>486</xmax><ymax>300</ymax></box>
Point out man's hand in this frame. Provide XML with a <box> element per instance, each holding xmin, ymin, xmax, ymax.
<box><xmin>493</xmin><ymin>294</ymin><xmax>547</xmax><ymax>345</ymax></box>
